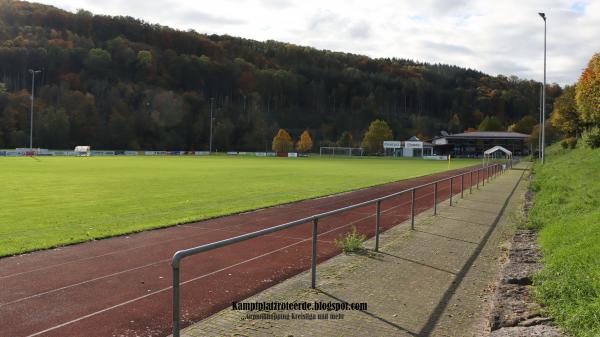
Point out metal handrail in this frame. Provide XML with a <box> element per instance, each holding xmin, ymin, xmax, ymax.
<box><xmin>171</xmin><ymin>160</ymin><xmax>512</xmax><ymax>336</ymax></box>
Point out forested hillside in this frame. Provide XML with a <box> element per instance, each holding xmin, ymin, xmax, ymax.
<box><xmin>0</xmin><ymin>0</ymin><xmax>562</xmax><ymax>151</ymax></box>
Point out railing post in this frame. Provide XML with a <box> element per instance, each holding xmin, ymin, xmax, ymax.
<box><xmin>433</xmin><ymin>182</ymin><xmax>438</xmax><ymax>215</ymax></box>
<box><xmin>411</xmin><ymin>189</ymin><xmax>416</xmax><ymax>229</ymax></box>
<box><xmin>375</xmin><ymin>200</ymin><xmax>381</xmax><ymax>251</ymax></box>
<box><xmin>449</xmin><ymin>177</ymin><xmax>453</xmax><ymax>206</ymax></box>
<box><xmin>172</xmin><ymin>266</ymin><xmax>180</xmax><ymax>337</ymax></box>
<box><xmin>477</xmin><ymin>169</ymin><xmax>480</xmax><ymax>189</ymax></box>
<box><xmin>461</xmin><ymin>174</ymin><xmax>464</xmax><ymax>198</ymax></box>
<box><xmin>311</xmin><ymin>218</ymin><xmax>318</xmax><ymax>289</ymax></box>
<box><xmin>482</xmin><ymin>168</ymin><xmax>485</xmax><ymax>186</ymax></box>
<box><xmin>469</xmin><ymin>170</ymin><xmax>473</xmax><ymax>194</ymax></box>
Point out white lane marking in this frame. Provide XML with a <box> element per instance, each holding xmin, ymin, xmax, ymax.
<box><xmin>179</xmin><ymin>225</ymin><xmax>333</xmax><ymax>242</ymax></box>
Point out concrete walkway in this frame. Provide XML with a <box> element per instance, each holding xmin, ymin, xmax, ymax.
<box><xmin>180</xmin><ymin>163</ymin><xmax>530</xmax><ymax>337</ymax></box>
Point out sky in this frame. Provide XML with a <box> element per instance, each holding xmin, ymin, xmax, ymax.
<box><xmin>36</xmin><ymin>0</ymin><xmax>599</xmax><ymax>85</ymax></box>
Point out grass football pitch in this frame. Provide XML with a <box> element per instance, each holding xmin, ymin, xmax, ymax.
<box><xmin>0</xmin><ymin>155</ymin><xmax>479</xmax><ymax>256</ymax></box>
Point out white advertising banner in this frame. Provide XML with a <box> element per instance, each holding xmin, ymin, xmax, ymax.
<box><xmin>404</xmin><ymin>141</ymin><xmax>423</xmax><ymax>149</ymax></box>
<box><xmin>383</xmin><ymin>141</ymin><xmax>402</xmax><ymax>149</ymax></box>
<box><xmin>424</xmin><ymin>155</ymin><xmax>448</xmax><ymax>160</ymax></box>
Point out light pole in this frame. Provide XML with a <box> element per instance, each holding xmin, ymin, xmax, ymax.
<box><xmin>209</xmin><ymin>97</ymin><xmax>214</xmax><ymax>153</ymax></box>
<box><xmin>28</xmin><ymin>69</ymin><xmax>41</xmax><ymax>149</ymax></box>
<box><xmin>539</xmin><ymin>83</ymin><xmax>543</xmax><ymax>157</ymax></box>
<box><xmin>539</xmin><ymin>12</ymin><xmax>546</xmax><ymax>164</ymax></box>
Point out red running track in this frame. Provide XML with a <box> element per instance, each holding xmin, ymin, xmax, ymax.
<box><xmin>0</xmin><ymin>165</ymin><xmax>497</xmax><ymax>337</ymax></box>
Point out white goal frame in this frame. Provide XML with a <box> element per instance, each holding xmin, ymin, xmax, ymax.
<box><xmin>319</xmin><ymin>147</ymin><xmax>364</xmax><ymax>157</ymax></box>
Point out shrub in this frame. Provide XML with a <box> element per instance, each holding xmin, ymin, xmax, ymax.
<box><xmin>335</xmin><ymin>226</ymin><xmax>367</xmax><ymax>253</ymax></box>
<box><xmin>561</xmin><ymin>137</ymin><xmax>578</xmax><ymax>149</ymax></box>
<box><xmin>581</xmin><ymin>127</ymin><xmax>600</xmax><ymax>149</ymax></box>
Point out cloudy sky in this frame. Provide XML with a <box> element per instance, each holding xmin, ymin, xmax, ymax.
<box><xmin>37</xmin><ymin>0</ymin><xmax>598</xmax><ymax>85</ymax></box>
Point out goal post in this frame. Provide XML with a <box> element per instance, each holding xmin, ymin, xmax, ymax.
<box><xmin>319</xmin><ymin>147</ymin><xmax>364</xmax><ymax>157</ymax></box>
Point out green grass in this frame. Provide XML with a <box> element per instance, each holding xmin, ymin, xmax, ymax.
<box><xmin>0</xmin><ymin>155</ymin><xmax>478</xmax><ymax>256</ymax></box>
<box><xmin>335</xmin><ymin>225</ymin><xmax>367</xmax><ymax>253</ymax></box>
<box><xmin>529</xmin><ymin>144</ymin><xmax>600</xmax><ymax>336</ymax></box>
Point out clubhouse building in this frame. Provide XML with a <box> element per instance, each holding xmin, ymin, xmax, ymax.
<box><xmin>431</xmin><ymin>131</ymin><xmax>530</xmax><ymax>157</ymax></box>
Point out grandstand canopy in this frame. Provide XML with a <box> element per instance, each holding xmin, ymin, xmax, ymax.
<box><xmin>484</xmin><ymin>146</ymin><xmax>512</xmax><ymax>156</ymax></box>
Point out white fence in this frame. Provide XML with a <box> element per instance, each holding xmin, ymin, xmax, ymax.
<box><xmin>0</xmin><ymin>150</ymin><xmax>300</xmax><ymax>157</ymax></box>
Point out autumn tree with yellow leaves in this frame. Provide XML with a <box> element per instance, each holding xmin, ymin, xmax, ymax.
<box><xmin>295</xmin><ymin>130</ymin><xmax>313</xmax><ymax>153</ymax></box>
<box><xmin>272</xmin><ymin>129</ymin><xmax>293</xmax><ymax>152</ymax></box>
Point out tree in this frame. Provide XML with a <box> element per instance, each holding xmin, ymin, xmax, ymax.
<box><xmin>83</xmin><ymin>48</ymin><xmax>112</xmax><ymax>78</ymax></box>
<box><xmin>576</xmin><ymin>53</ymin><xmax>600</xmax><ymax>126</ymax></box>
<box><xmin>528</xmin><ymin>121</ymin><xmax>559</xmax><ymax>149</ymax></box>
<box><xmin>448</xmin><ymin>113</ymin><xmax>462</xmax><ymax>133</ymax></box>
<box><xmin>337</xmin><ymin>131</ymin><xmax>353</xmax><ymax>147</ymax></box>
<box><xmin>295</xmin><ymin>129</ymin><xmax>313</xmax><ymax>153</ymax></box>
<box><xmin>511</xmin><ymin>115</ymin><xmax>537</xmax><ymax>134</ymax></box>
<box><xmin>136</xmin><ymin>50</ymin><xmax>154</xmax><ymax>80</ymax></box>
<box><xmin>213</xmin><ymin>118</ymin><xmax>235</xmax><ymax>151</ymax></box>
<box><xmin>38</xmin><ymin>107</ymin><xmax>70</xmax><ymax>148</ymax></box>
<box><xmin>550</xmin><ymin>85</ymin><xmax>580</xmax><ymax>137</ymax></box>
<box><xmin>361</xmin><ymin>119</ymin><xmax>393</xmax><ymax>154</ymax></box>
<box><xmin>272</xmin><ymin>128</ymin><xmax>293</xmax><ymax>152</ymax></box>
<box><xmin>478</xmin><ymin>116</ymin><xmax>503</xmax><ymax>131</ymax></box>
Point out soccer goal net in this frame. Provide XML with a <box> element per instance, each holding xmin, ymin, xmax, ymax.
<box><xmin>319</xmin><ymin>147</ymin><xmax>364</xmax><ymax>157</ymax></box>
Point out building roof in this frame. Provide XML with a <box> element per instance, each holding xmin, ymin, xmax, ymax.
<box><xmin>440</xmin><ymin>131</ymin><xmax>529</xmax><ymax>139</ymax></box>
<box><xmin>484</xmin><ymin>145</ymin><xmax>512</xmax><ymax>156</ymax></box>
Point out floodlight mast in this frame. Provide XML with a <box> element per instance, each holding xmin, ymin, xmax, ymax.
<box><xmin>538</xmin><ymin>12</ymin><xmax>546</xmax><ymax>164</ymax></box>
<box><xmin>539</xmin><ymin>83</ymin><xmax>543</xmax><ymax>158</ymax></box>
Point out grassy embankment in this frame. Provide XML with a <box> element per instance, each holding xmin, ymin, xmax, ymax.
<box><xmin>529</xmin><ymin>144</ymin><xmax>600</xmax><ymax>336</ymax></box>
